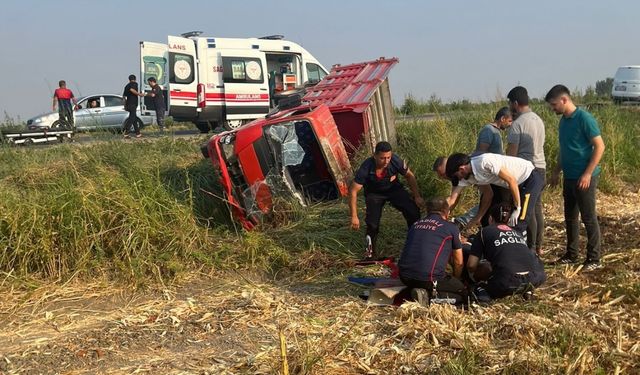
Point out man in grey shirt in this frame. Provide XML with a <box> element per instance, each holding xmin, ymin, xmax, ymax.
<box><xmin>506</xmin><ymin>86</ymin><xmax>546</xmax><ymax>256</ymax></box>
<box><xmin>475</xmin><ymin>107</ymin><xmax>512</xmax><ymax>155</ymax></box>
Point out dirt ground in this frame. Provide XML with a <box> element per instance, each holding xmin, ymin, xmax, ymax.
<box><xmin>1</xmin><ymin>192</ymin><xmax>639</xmax><ymax>374</ymax></box>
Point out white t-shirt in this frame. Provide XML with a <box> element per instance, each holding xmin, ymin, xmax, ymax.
<box><xmin>461</xmin><ymin>154</ymin><xmax>534</xmax><ymax>188</ymax></box>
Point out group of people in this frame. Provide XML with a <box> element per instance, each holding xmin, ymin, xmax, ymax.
<box><xmin>349</xmin><ymin>84</ymin><xmax>605</xmax><ymax>304</ymax></box>
<box><xmin>52</xmin><ymin>75</ymin><xmax>166</xmax><ymax>136</ymax></box>
<box><xmin>122</xmin><ymin>74</ymin><xmax>166</xmax><ymax>138</ymax></box>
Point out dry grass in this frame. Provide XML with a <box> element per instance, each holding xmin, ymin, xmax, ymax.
<box><xmin>0</xmin><ymin>193</ymin><xmax>638</xmax><ymax>374</ymax></box>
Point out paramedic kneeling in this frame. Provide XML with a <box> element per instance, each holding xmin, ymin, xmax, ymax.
<box><xmin>467</xmin><ymin>203</ymin><xmax>546</xmax><ymax>299</ymax></box>
<box><xmin>349</xmin><ymin>141</ymin><xmax>423</xmax><ymax>259</ymax></box>
<box><xmin>398</xmin><ymin>197</ymin><xmax>466</xmax><ymax>305</ymax></box>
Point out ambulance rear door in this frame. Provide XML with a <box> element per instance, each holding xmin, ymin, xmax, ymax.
<box><xmin>220</xmin><ymin>51</ymin><xmax>270</xmax><ymax>122</ymax></box>
<box><xmin>167</xmin><ymin>35</ymin><xmax>199</xmax><ymax>121</ymax></box>
<box><xmin>140</xmin><ymin>41</ymin><xmax>169</xmax><ymax>113</ymax></box>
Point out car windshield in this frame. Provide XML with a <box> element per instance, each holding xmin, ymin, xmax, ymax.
<box><xmin>616</xmin><ymin>67</ymin><xmax>640</xmax><ymax>81</ymax></box>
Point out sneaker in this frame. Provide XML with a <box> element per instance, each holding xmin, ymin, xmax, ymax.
<box><xmin>123</xmin><ymin>134</ymin><xmax>130</xmax><ymax>139</ymax></box>
<box><xmin>581</xmin><ymin>261</ymin><xmax>603</xmax><ymax>272</ymax></box>
<box><xmin>523</xmin><ymin>290</ymin><xmax>537</xmax><ymax>301</ymax></box>
<box><xmin>472</xmin><ymin>286</ymin><xmax>492</xmax><ymax>304</ymax></box>
<box><xmin>411</xmin><ymin>288</ymin><xmax>430</xmax><ymax>307</ymax></box>
<box><xmin>135</xmin><ymin>133</ymin><xmax>143</xmax><ymax>138</ymax></box>
<box><xmin>553</xmin><ymin>254</ymin><xmax>578</xmax><ymax>265</ymax></box>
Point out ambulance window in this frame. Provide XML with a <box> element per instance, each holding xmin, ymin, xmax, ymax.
<box><xmin>222</xmin><ymin>57</ymin><xmax>264</xmax><ymax>83</ymax></box>
<box><xmin>169</xmin><ymin>53</ymin><xmax>195</xmax><ymax>84</ymax></box>
<box><xmin>306</xmin><ymin>63</ymin><xmax>327</xmax><ymax>83</ymax></box>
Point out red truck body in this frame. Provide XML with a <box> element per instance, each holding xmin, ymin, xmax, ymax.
<box><xmin>203</xmin><ymin>58</ymin><xmax>398</xmax><ymax>229</ymax></box>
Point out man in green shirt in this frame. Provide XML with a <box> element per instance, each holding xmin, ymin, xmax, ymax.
<box><xmin>545</xmin><ymin>85</ymin><xmax>605</xmax><ymax>272</ymax></box>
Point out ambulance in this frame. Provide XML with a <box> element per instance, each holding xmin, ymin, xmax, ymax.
<box><xmin>140</xmin><ymin>32</ymin><xmax>329</xmax><ymax>132</ymax></box>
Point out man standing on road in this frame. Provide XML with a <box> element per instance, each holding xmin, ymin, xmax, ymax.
<box><xmin>122</xmin><ymin>74</ymin><xmax>145</xmax><ymax>138</ymax></box>
<box><xmin>52</xmin><ymin>80</ymin><xmax>77</xmax><ymax>129</ymax></box>
<box><xmin>349</xmin><ymin>141</ymin><xmax>423</xmax><ymax>259</ymax></box>
<box><xmin>506</xmin><ymin>86</ymin><xmax>546</xmax><ymax>255</ymax></box>
<box><xmin>545</xmin><ymin>84</ymin><xmax>605</xmax><ymax>272</ymax></box>
<box><xmin>144</xmin><ymin>77</ymin><xmax>166</xmax><ymax>132</ymax></box>
<box><xmin>445</xmin><ymin>152</ymin><xmax>543</xmax><ymax>236</ymax></box>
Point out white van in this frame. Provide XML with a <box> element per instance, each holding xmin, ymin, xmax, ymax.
<box><xmin>612</xmin><ymin>66</ymin><xmax>640</xmax><ymax>103</ymax></box>
<box><xmin>140</xmin><ymin>32</ymin><xmax>328</xmax><ymax>131</ymax></box>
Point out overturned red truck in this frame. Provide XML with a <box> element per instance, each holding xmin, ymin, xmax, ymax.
<box><xmin>202</xmin><ymin>57</ymin><xmax>399</xmax><ymax>229</ymax></box>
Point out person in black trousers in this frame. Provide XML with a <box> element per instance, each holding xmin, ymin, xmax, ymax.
<box><xmin>349</xmin><ymin>141</ymin><xmax>423</xmax><ymax>259</ymax></box>
<box><xmin>122</xmin><ymin>74</ymin><xmax>145</xmax><ymax>138</ymax></box>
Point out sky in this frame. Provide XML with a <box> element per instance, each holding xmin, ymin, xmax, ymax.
<box><xmin>1</xmin><ymin>0</ymin><xmax>639</xmax><ymax>120</ymax></box>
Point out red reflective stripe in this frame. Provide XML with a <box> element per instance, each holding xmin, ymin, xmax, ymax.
<box><xmin>429</xmin><ymin>235</ymin><xmax>452</xmax><ymax>283</ymax></box>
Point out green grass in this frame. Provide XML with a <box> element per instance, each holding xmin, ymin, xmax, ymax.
<box><xmin>0</xmin><ymin>103</ymin><xmax>639</xmax><ymax>283</ymax></box>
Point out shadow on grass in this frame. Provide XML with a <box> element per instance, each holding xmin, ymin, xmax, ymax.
<box><xmin>160</xmin><ymin>158</ymin><xmax>235</xmax><ymax>229</ymax></box>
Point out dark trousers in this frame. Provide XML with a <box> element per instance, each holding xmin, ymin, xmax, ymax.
<box><xmin>365</xmin><ymin>187</ymin><xmax>420</xmax><ymax>254</ymax></box>
<box><xmin>563</xmin><ymin>176</ymin><xmax>602</xmax><ymax>262</ymax></box>
<box><xmin>156</xmin><ymin>108</ymin><xmax>166</xmax><ymax>129</ymax></box>
<box><xmin>123</xmin><ymin>107</ymin><xmax>140</xmax><ymax>135</ymax></box>
<box><xmin>527</xmin><ymin>168</ymin><xmax>546</xmax><ymax>250</ymax></box>
<box><xmin>486</xmin><ymin>269</ymin><xmax>546</xmax><ymax>299</ymax></box>
<box><xmin>514</xmin><ymin>169</ymin><xmax>544</xmax><ymax>240</ymax></box>
<box><xmin>58</xmin><ymin>101</ymin><xmax>74</xmax><ymax>127</ymax></box>
<box><xmin>400</xmin><ymin>275</ymin><xmax>467</xmax><ymax>300</ymax></box>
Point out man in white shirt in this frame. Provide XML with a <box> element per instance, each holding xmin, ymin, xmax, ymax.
<box><xmin>445</xmin><ymin>153</ymin><xmax>544</xmax><ymax>241</ymax></box>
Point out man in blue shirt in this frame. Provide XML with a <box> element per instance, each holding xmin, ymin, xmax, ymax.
<box><xmin>398</xmin><ymin>197</ymin><xmax>465</xmax><ymax>305</ymax></box>
<box><xmin>349</xmin><ymin>141</ymin><xmax>423</xmax><ymax>259</ymax></box>
<box><xmin>475</xmin><ymin>106</ymin><xmax>512</xmax><ymax>155</ymax></box>
<box><xmin>545</xmin><ymin>85</ymin><xmax>606</xmax><ymax>272</ymax></box>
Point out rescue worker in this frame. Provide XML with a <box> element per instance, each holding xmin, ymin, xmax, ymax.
<box><xmin>398</xmin><ymin>197</ymin><xmax>466</xmax><ymax>306</ymax></box>
<box><xmin>52</xmin><ymin>80</ymin><xmax>77</xmax><ymax>129</ymax></box>
<box><xmin>349</xmin><ymin>141</ymin><xmax>423</xmax><ymax>259</ymax></box>
<box><xmin>445</xmin><ymin>152</ymin><xmax>544</xmax><ymax>243</ymax></box>
<box><xmin>467</xmin><ymin>203</ymin><xmax>546</xmax><ymax>299</ymax></box>
<box><xmin>143</xmin><ymin>77</ymin><xmax>166</xmax><ymax>132</ymax></box>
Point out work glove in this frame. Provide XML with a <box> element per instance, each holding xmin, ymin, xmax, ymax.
<box><xmin>508</xmin><ymin>206</ymin><xmax>521</xmax><ymax>227</ymax></box>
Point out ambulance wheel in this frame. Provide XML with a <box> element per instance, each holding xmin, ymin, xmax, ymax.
<box><xmin>195</xmin><ymin>121</ymin><xmax>211</xmax><ymax>133</ymax></box>
<box><xmin>222</xmin><ymin>119</ymin><xmax>250</xmax><ymax>131</ymax></box>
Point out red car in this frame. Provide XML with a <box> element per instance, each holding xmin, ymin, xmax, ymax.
<box><xmin>202</xmin><ymin>58</ymin><xmax>399</xmax><ymax>229</ymax></box>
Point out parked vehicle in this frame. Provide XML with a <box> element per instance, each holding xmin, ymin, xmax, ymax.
<box><xmin>26</xmin><ymin>94</ymin><xmax>155</xmax><ymax>132</ymax></box>
<box><xmin>201</xmin><ymin>57</ymin><xmax>398</xmax><ymax>229</ymax></box>
<box><xmin>612</xmin><ymin>66</ymin><xmax>640</xmax><ymax>103</ymax></box>
<box><xmin>140</xmin><ymin>32</ymin><xmax>328</xmax><ymax>132</ymax></box>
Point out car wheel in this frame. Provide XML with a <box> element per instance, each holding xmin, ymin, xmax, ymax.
<box><xmin>52</xmin><ymin>120</ymin><xmax>72</xmax><ymax>130</ymax></box>
<box><xmin>23</xmin><ymin>138</ymin><xmax>34</xmax><ymax>146</ymax></box>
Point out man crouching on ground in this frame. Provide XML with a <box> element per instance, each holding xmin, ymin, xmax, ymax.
<box><xmin>467</xmin><ymin>203</ymin><xmax>546</xmax><ymax>300</ymax></box>
<box><xmin>349</xmin><ymin>141</ymin><xmax>423</xmax><ymax>259</ymax></box>
<box><xmin>397</xmin><ymin>197</ymin><xmax>466</xmax><ymax>306</ymax></box>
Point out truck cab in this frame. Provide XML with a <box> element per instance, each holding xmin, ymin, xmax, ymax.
<box><xmin>140</xmin><ymin>33</ymin><xmax>328</xmax><ymax>132</ymax></box>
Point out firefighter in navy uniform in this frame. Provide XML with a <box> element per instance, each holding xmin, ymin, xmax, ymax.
<box><xmin>398</xmin><ymin>197</ymin><xmax>466</xmax><ymax>306</ymax></box>
<box><xmin>467</xmin><ymin>203</ymin><xmax>546</xmax><ymax>300</ymax></box>
<box><xmin>349</xmin><ymin>141</ymin><xmax>423</xmax><ymax>259</ymax></box>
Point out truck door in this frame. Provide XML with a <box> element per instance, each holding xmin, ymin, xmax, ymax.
<box><xmin>221</xmin><ymin>51</ymin><xmax>270</xmax><ymax>126</ymax></box>
<box><xmin>140</xmin><ymin>41</ymin><xmax>169</xmax><ymax>113</ymax></box>
<box><xmin>167</xmin><ymin>35</ymin><xmax>199</xmax><ymax>121</ymax></box>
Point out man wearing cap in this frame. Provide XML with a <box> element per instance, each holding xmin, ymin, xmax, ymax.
<box><xmin>349</xmin><ymin>141</ymin><xmax>423</xmax><ymax>259</ymax></box>
<box><xmin>122</xmin><ymin>74</ymin><xmax>145</xmax><ymax>138</ymax></box>
<box><xmin>445</xmin><ymin>152</ymin><xmax>544</xmax><ymax>239</ymax></box>
<box><xmin>506</xmin><ymin>86</ymin><xmax>547</xmax><ymax>256</ymax></box>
